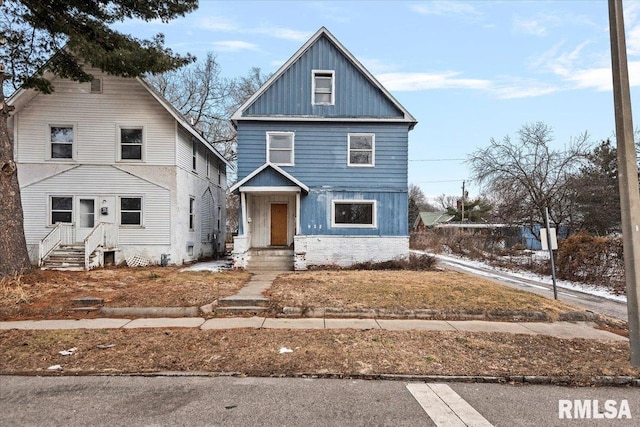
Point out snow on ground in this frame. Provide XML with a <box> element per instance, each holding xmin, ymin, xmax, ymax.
<box><xmin>412</xmin><ymin>250</ymin><xmax>627</xmax><ymax>304</ymax></box>
<box><xmin>180</xmin><ymin>260</ymin><xmax>232</xmax><ymax>272</ymax></box>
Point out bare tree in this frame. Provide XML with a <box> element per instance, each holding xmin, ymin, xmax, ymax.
<box><xmin>146</xmin><ymin>53</ymin><xmax>237</xmax><ymax>161</ymax></box>
<box><xmin>468</xmin><ymin>122</ymin><xmax>589</xmax><ymax>232</ymax></box>
<box><xmin>434</xmin><ymin>194</ymin><xmax>459</xmax><ymax>211</ymax></box>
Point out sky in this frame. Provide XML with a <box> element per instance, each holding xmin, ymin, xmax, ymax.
<box><xmin>117</xmin><ymin>0</ymin><xmax>640</xmax><ymax>200</ymax></box>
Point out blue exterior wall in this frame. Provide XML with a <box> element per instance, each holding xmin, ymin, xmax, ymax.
<box><xmin>236</xmin><ymin>121</ymin><xmax>409</xmax><ymax>191</ymax></box>
<box><xmin>244</xmin><ymin>35</ymin><xmax>403</xmax><ymax>119</ymax></box>
<box><xmin>243</xmin><ymin>166</ymin><xmax>298</xmax><ymax>187</ymax></box>
<box><xmin>300</xmin><ymin>190</ymin><xmax>407</xmax><ymax>236</ymax></box>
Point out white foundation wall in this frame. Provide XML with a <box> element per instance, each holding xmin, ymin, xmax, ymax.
<box><xmin>293</xmin><ymin>235</ymin><xmax>409</xmax><ymax>270</ymax></box>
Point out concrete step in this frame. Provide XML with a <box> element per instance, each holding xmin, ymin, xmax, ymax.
<box><xmin>249</xmin><ymin>249</ymin><xmax>293</xmax><ymax>256</ymax></box>
<box><xmin>218</xmin><ymin>296</ymin><xmax>269</xmax><ymax>307</ymax></box>
<box><xmin>69</xmin><ymin>306</ymin><xmax>101</xmax><ymax>312</ymax></box>
<box><xmin>41</xmin><ymin>265</ymin><xmax>85</xmax><ymax>271</ymax></box>
<box><xmin>215</xmin><ymin>305</ymin><xmax>269</xmax><ymax>315</ymax></box>
<box><xmin>72</xmin><ymin>296</ymin><xmax>104</xmax><ymax>307</ymax></box>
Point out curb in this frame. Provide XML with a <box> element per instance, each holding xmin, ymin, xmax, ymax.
<box><xmin>100</xmin><ymin>306</ymin><xmax>200</xmax><ymax>317</ymax></box>
<box><xmin>279</xmin><ymin>307</ymin><xmax>596</xmax><ymax>322</ymax></box>
<box><xmin>8</xmin><ymin>371</ymin><xmax>638</xmax><ymax>387</ymax></box>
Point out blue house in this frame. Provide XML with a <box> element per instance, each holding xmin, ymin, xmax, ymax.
<box><xmin>230</xmin><ymin>27</ymin><xmax>417</xmax><ymax>270</ymax></box>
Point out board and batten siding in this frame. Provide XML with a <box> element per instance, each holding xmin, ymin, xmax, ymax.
<box><xmin>14</xmin><ymin>68</ymin><xmax>176</xmax><ymax>165</ymax></box>
<box><xmin>247</xmin><ymin>194</ymin><xmax>297</xmax><ymax>247</ymax></box>
<box><xmin>237</xmin><ymin>121</ymin><xmax>409</xmax><ymax>190</ymax></box>
<box><xmin>243</xmin><ymin>35</ymin><xmax>403</xmax><ymax>118</ymax></box>
<box><xmin>21</xmin><ymin>165</ymin><xmax>171</xmax><ymax>245</ymax></box>
<box><xmin>300</xmin><ymin>190</ymin><xmax>408</xmax><ymax>236</ymax></box>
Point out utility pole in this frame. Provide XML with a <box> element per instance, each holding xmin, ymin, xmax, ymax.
<box><xmin>460</xmin><ymin>180</ymin><xmax>465</xmax><ymax>224</ymax></box>
<box><xmin>609</xmin><ymin>0</ymin><xmax>640</xmax><ymax>366</ymax></box>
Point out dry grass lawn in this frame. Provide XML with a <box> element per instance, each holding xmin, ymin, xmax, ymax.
<box><xmin>1</xmin><ymin>328</ymin><xmax>638</xmax><ymax>383</ymax></box>
<box><xmin>0</xmin><ymin>267</ymin><xmax>635</xmax><ymax>382</ymax></box>
<box><xmin>0</xmin><ymin>267</ymin><xmax>251</xmax><ymax>320</ymax></box>
<box><xmin>267</xmin><ymin>270</ymin><xmax>579</xmax><ymax>318</ymax></box>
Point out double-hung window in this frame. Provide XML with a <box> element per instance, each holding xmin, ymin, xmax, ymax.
<box><xmin>348</xmin><ymin>133</ymin><xmax>375</xmax><ymax>167</ymax></box>
<box><xmin>120</xmin><ymin>197</ymin><xmax>142</xmax><ymax>226</ymax></box>
<box><xmin>332</xmin><ymin>200</ymin><xmax>377</xmax><ymax>228</ymax></box>
<box><xmin>50</xmin><ymin>196</ymin><xmax>73</xmax><ymax>224</ymax></box>
<box><xmin>267</xmin><ymin>132</ymin><xmax>294</xmax><ymax>166</ymax></box>
<box><xmin>119</xmin><ymin>127</ymin><xmax>143</xmax><ymax>161</ymax></box>
<box><xmin>189</xmin><ymin>197</ymin><xmax>195</xmax><ymax>231</ymax></box>
<box><xmin>50</xmin><ymin>125</ymin><xmax>74</xmax><ymax>159</ymax></box>
<box><xmin>312</xmin><ymin>70</ymin><xmax>334</xmax><ymax>105</ymax></box>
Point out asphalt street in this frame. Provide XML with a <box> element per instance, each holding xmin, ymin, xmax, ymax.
<box><xmin>1</xmin><ymin>376</ymin><xmax>638</xmax><ymax>426</ymax></box>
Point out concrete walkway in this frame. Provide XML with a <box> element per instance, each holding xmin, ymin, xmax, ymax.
<box><xmin>0</xmin><ymin>317</ymin><xmax>627</xmax><ymax>341</ymax></box>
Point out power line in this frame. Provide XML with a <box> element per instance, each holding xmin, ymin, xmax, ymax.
<box><xmin>415</xmin><ymin>179</ymin><xmax>470</xmax><ymax>184</ymax></box>
<box><xmin>409</xmin><ymin>158</ymin><xmax>465</xmax><ymax>162</ymax></box>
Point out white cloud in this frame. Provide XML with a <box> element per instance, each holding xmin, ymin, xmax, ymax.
<box><xmin>410</xmin><ymin>1</ymin><xmax>481</xmax><ymax>17</ymax></box>
<box><xmin>360</xmin><ymin>57</ymin><xmax>401</xmax><ymax>74</ymax></box>
<box><xmin>377</xmin><ymin>72</ymin><xmax>490</xmax><ymax>91</ymax></box>
<box><xmin>249</xmin><ymin>27</ymin><xmax>310</xmax><ymax>42</ymax></box>
<box><xmin>624</xmin><ymin>1</ymin><xmax>640</xmax><ymax>56</ymax></box>
<box><xmin>193</xmin><ymin>16</ymin><xmax>309</xmax><ymax>42</ymax></box>
<box><xmin>210</xmin><ymin>41</ymin><xmax>258</xmax><ymax>52</ymax></box>
<box><xmin>513</xmin><ymin>17</ymin><xmax>548</xmax><ymax>37</ymax></box>
<box><xmin>492</xmin><ymin>79</ymin><xmax>560</xmax><ymax>99</ymax></box>
<box><xmin>196</xmin><ymin>16</ymin><xmax>238</xmax><ymax>32</ymax></box>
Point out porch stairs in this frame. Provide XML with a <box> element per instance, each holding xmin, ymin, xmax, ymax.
<box><xmin>40</xmin><ymin>245</ymin><xmax>87</xmax><ymax>271</ymax></box>
<box><xmin>245</xmin><ymin>248</ymin><xmax>294</xmax><ymax>271</ymax></box>
<box><xmin>216</xmin><ymin>271</ymin><xmax>281</xmax><ymax>315</ymax></box>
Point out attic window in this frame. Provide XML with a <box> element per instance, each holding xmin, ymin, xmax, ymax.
<box><xmin>312</xmin><ymin>70</ymin><xmax>334</xmax><ymax>105</ymax></box>
<box><xmin>90</xmin><ymin>78</ymin><xmax>102</xmax><ymax>93</ymax></box>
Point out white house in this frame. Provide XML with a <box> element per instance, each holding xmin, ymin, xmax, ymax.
<box><xmin>8</xmin><ymin>66</ymin><xmax>229</xmax><ymax>269</ymax></box>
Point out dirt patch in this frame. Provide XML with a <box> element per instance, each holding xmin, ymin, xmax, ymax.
<box><xmin>0</xmin><ymin>267</ymin><xmax>251</xmax><ymax>320</ymax></box>
<box><xmin>267</xmin><ymin>271</ymin><xmax>580</xmax><ymax>320</ymax></box>
<box><xmin>1</xmin><ymin>328</ymin><xmax>637</xmax><ymax>384</ymax></box>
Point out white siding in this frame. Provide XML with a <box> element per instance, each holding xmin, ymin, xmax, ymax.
<box><xmin>21</xmin><ymin>165</ymin><xmax>171</xmax><ymax>246</ymax></box>
<box><xmin>14</xmin><ymin>68</ymin><xmax>176</xmax><ymax>166</ymax></box>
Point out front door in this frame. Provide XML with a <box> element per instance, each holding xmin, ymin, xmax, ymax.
<box><xmin>76</xmin><ymin>198</ymin><xmax>96</xmax><ymax>242</ymax></box>
<box><xmin>270</xmin><ymin>203</ymin><xmax>288</xmax><ymax>246</ymax></box>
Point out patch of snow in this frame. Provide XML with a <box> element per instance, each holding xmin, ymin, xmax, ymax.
<box><xmin>180</xmin><ymin>260</ymin><xmax>232</xmax><ymax>273</ymax></box>
<box><xmin>412</xmin><ymin>250</ymin><xmax>627</xmax><ymax>303</ymax></box>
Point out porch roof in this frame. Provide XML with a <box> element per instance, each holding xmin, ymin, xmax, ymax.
<box><xmin>230</xmin><ymin>163</ymin><xmax>309</xmax><ymax>194</ymax></box>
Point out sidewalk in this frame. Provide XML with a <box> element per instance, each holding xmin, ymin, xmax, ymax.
<box><xmin>0</xmin><ymin>317</ymin><xmax>627</xmax><ymax>341</ymax></box>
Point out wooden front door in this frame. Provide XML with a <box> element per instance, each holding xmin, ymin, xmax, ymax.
<box><xmin>270</xmin><ymin>203</ymin><xmax>288</xmax><ymax>246</ymax></box>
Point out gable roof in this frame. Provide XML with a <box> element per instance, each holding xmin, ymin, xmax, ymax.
<box><xmin>414</xmin><ymin>211</ymin><xmax>455</xmax><ymax>228</ymax></box>
<box><xmin>229</xmin><ymin>162</ymin><xmax>309</xmax><ymax>193</ymax></box>
<box><xmin>6</xmin><ymin>71</ymin><xmax>231</xmax><ymax>168</ymax></box>
<box><xmin>231</xmin><ymin>27</ymin><xmax>417</xmax><ymax>129</ymax></box>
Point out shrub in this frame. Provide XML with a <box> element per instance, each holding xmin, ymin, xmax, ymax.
<box><xmin>350</xmin><ymin>254</ymin><xmax>437</xmax><ymax>271</ymax></box>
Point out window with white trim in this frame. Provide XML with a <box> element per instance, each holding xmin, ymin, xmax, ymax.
<box><xmin>192</xmin><ymin>139</ymin><xmax>197</xmax><ymax>171</ymax></box>
<box><xmin>267</xmin><ymin>132</ymin><xmax>294</xmax><ymax>166</ymax></box>
<box><xmin>332</xmin><ymin>200</ymin><xmax>377</xmax><ymax>228</ymax></box>
<box><xmin>50</xmin><ymin>125</ymin><xmax>74</xmax><ymax>159</ymax></box>
<box><xmin>312</xmin><ymin>70</ymin><xmax>334</xmax><ymax>105</ymax></box>
<box><xmin>119</xmin><ymin>127</ymin><xmax>143</xmax><ymax>161</ymax></box>
<box><xmin>189</xmin><ymin>197</ymin><xmax>195</xmax><ymax>231</ymax></box>
<box><xmin>120</xmin><ymin>197</ymin><xmax>142</xmax><ymax>226</ymax></box>
<box><xmin>50</xmin><ymin>196</ymin><xmax>73</xmax><ymax>224</ymax></box>
<box><xmin>348</xmin><ymin>133</ymin><xmax>375</xmax><ymax>166</ymax></box>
